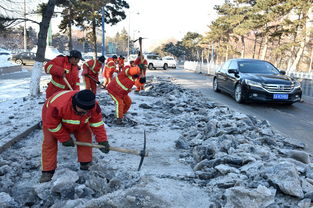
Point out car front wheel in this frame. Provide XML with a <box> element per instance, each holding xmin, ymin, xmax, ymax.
<box><xmin>15</xmin><ymin>59</ymin><xmax>23</xmax><ymax>65</ymax></box>
<box><xmin>213</xmin><ymin>77</ymin><xmax>220</xmax><ymax>92</ymax></box>
<box><xmin>148</xmin><ymin>63</ymin><xmax>154</xmax><ymax>70</ymax></box>
<box><xmin>163</xmin><ymin>63</ymin><xmax>168</xmax><ymax>70</ymax></box>
<box><xmin>234</xmin><ymin>84</ymin><xmax>244</xmax><ymax>103</ymax></box>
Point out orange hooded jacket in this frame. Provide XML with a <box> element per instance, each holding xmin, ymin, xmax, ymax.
<box><xmin>44</xmin><ymin>56</ymin><xmax>80</xmax><ymax>98</ymax></box>
<box><xmin>42</xmin><ymin>90</ymin><xmax>107</xmax><ymax>143</ymax></box>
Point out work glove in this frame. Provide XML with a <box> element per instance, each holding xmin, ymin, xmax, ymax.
<box><xmin>62</xmin><ymin>136</ymin><xmax>75</xmax><ymax>147</ymax></box>
<box><xmin>139</xmin><ymin>77</ymin><xmax>146</xmax><ymax>84</ymax></box>
<box><xmin>99</xmin><ymin>141</ymin><xmax>110</xmax><ymax>154</ymax></box>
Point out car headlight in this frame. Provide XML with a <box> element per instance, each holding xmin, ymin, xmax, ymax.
<box><xmin>245</xmin><ymin>79</ymin><xmax>262</xmax><ymax>88</ymax></box>
<box><xmin>294</xmin><ymin>81</ymin><xmax>301</xmax><ymax>88</ymax></box>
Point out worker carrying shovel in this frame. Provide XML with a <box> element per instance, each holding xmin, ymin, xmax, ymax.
<box><xmin>40</xmin><ymin>89</ymin><xmax>110</xmax><ymax>183</ymax></box>
<box><xmin>82</xmin><ymin>56</ymin><xmax>106</xmax><ymax>95</ymax></box>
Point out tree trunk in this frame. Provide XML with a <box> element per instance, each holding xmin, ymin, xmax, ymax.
<box><xmin>290</xmin><ymin>7</ymin><xmax>312</xmax><ymax>72</ymax></box>
<box><xmin>30</xmin><ymin>0</ymin><xmax>57</xmax><ymax>97</ymax></box>
<box><xmin>274</xmin><ymin>36</ymin><xmax>282</xmax><ymax>66</ymax></box>
<box><xmin>240</xmin><ymin>35</ymin><xmax>245</xmax><ymax>58</ymax></box>
<box><xmin>225</xmin><ymin>44</ymin><xmax>229</xmax><ymax>61</ymax></box>
<box><xmin>260</xmin><ymin>35</ymin><xmax>268</xmax><ymax>60</ymax></box>
<box><xmin>309</xmin><ymin>46</ymin><xmax>313</xmax><ymax>72</ymax></box>
<box><xmin>92</xmin><ymin>18</ymin><xmax>97</xmax><ymax>58</ymax></box>
<box><xmin>68</xmin><ymin>7</ymin><xmax>73</xmax><ymax>51</ymax></box>
<box><xmin>257</xmin><ymin>36</ymin><xmax>264</xmax><ymax>59</ymax></box>
<box><xmin>252</xmin><ymin>34</ymin><xmax>257</xmax><ymax>59</ymax></box>
<box><xmin>287</xmin><ymin>13</ymin><xmax>302</xmax><ymax>71</ymax></box>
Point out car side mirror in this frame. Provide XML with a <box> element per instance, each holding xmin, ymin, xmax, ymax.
<box><xmin>279</xmin><ymin>70</ymin><xmax>286</xmax><ymax>75</ymax></box>
<box><xmin>228</xmin><ymin>69</ymin><xmax>238</xmax><ymax>74</ymax></box>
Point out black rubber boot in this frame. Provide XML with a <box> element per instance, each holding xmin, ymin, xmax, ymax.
<box><xmin>80</xmin><ymin>162</ymin><xmax>92</xmax><ymax>170</ymax></box>
<box><xmin>39</xmin><ymin>170</ymin><xmax>55</xmax><ymax>183</ymax></box>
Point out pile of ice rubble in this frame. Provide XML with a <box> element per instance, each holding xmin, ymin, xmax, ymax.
<box><xmin>0</xmin><ymin>76</ymin><xmax>313</xmax><ymax>208</ymax></box>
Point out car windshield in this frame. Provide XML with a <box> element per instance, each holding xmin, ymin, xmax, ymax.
<box><xmin>238</xmin><ymin>61</ymin><xmax>279</xmax><ymax>74</ymax></box>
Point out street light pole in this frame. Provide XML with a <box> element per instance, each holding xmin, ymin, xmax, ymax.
<box><xmin>101</xmin><ymin>7</ymin><xmax>106</xmax><ymax>57</ymax></box>
<box><xmin>23</xmin><ymin>0</ymin><xmax>27</xmax><ymax>51</ymax></box>
<box><xmin>127</xmin><ymin>9</ymin><xmax>130</xmax><ymax>61</ymax></box>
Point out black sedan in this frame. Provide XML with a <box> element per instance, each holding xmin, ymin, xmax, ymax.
<box><xmin>213</xmin><ymin>59</ymin><xmax>302</xmax><ymax>104</ymax></box>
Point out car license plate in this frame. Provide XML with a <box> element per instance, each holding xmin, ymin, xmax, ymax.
<box><xmin>273</xmin><ymin>94</ymin><xmax>288</xmax><ymax>99</ymax></box>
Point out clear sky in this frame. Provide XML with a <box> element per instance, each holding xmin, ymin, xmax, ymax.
<box><xmin>106</xmin><ymin>0</ymin><xmax>224</xmax><ymax>51</ymax></box>
<box><xmin>2</xmin><ymin>0</ymin><xmax>224</xmax><ymax>52</ymax></box>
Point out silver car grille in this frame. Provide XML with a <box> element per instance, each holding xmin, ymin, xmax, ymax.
<box><xmin>262</xmin><ymin>84</ymin><xmax>294</xmax><ymax>93</ymax></box>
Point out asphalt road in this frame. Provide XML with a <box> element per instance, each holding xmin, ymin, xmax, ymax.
<box><xmin>148</xmin><ymin>67</ymin><xmax>313</xmax><ymax>153</ymax></box>
<box><xmin>2</xmin><ymin>66</ymin><xmax>313</xmax><ymax>153</ymax></box>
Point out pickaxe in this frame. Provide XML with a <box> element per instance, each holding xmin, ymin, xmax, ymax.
<box><xmin>74</xmin><ymin>130</ymin><xmax>148</xmax><ymax>171</ymax></box>
<box><xmin>133</xmin><ymin>37</ymin><xmax>147</xmax><ymax>75</ymax></box>
<box><xmin>63</xmin><ymin>78</ymin><xmax>148</xmax><ymax>170</ymax></box>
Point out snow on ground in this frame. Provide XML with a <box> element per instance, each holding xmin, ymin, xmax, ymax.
<box><xmin>0</xmin><ymin>56</ymin><xmax>16</xmax><ymax>67</ymax></box>
<box><xmin>0</xmin><ymin>73</ymin><xmax>313</xmax><ymax>207</ymax></box>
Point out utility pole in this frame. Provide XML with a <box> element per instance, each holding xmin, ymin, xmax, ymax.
<box><xmin>127</xmin><ymin>9</ymin><xmax>130</xmax><ymax>60</ymax></box>
<box><xmin>101</xmin><ymin>7</ymin><xmax>106</xmax><ymax>57</ymax></box>
<box><xmin>23</xmin><ymin>0</ymin><xmax>27</xmax><ymax>51</ymax></box>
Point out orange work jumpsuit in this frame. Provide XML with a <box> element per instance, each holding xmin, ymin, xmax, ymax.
<box><xmin>41</xmin><ymin>90</ymin><xmax>108</xmax><ymax>171</ymax></box>
<box><xmin>103</xmin><ymin>57</ymin><xmax>117</xmax><ymax>88</ymax></box>
<box><xmin>44</xmin><ymin>55</ymin><xmax>80</xmax><ymax>99</ymax></box>
<box><xmin>106</xmin><ymin>66</ymin><xmax>141</xmax><ymax>119</ymax></box>
<box><xmin>117</xmin><ymin>57</ymin><xmax>125</xmax><ymax>73</ymax></box>
<box><xmin>134</xmin><ymin>57</ymin><xmax>148</xmax><ymax>92</ymax></box>
<box><xmin>82</xmin><ymin>59</ymin><xmax>103</xmax><ymax>95</ymax></box>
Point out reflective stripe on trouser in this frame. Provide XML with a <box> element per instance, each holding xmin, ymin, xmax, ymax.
<box><xmin>41</xmin><ymin>127</ymin><xmax>93</xmax><ymax>171</ymax></box>
<box><xmin>84</xmin><ymin>76</ymin><xmax>97</xmax><ymax>95</ymax></box>
<box><xmin>108</xmin><ymin>93</ymin><xmax>132</xmax><ymax>119</ymax></box>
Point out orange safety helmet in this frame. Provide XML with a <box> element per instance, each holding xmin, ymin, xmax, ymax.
<box><xmin>129</xmin><ymin>66</ymin><xmax>140</xmax><ymax>76</ymax></box>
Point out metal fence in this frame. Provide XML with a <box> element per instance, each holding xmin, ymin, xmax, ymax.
<box><xmin>183</xmin><ymin>61</ymin><xmax>313</xmax><ymax>97</ymax></box>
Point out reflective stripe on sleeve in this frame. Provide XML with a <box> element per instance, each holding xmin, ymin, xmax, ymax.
<box><xmin>76</xmin><ymin>82</ymin><xmax>80</xmax><ymax>86</ymax></box>
<box><xmin>90</xmin><ymin>121</ymin><xmax>104</xmax><ymax>127</ymax></box>
<box><xmin>50</xmin><ymin>91</ymin><xmax>70</xmax><ymax>104</ymax></box>
<box><xmin>46</xmin><ymin>64</ymin><xmax>53</xmax><ymax>73</ymax></box>
<box><xmin>51</xmin><ymin>79</ymin><xmax>65</xmax><ymax>89</ymax></box>
<box><xmin>124</xmin><ymin>68</ymin><xmax>134</xmax><ymax>81</ymax></box>
<box><xmin>116</xmin><ymin>76</ymin><xmax>129</xmax><ymax>91</ymax></box>
<box><xmin>48</xmin><ymin>123</ymin><xmax>62</xmax><ymax>132</ymax></box>
<box><xmin>62</xmin><ymin>119</ymin><xmax>80</xmax><ymax>125</ymax></box>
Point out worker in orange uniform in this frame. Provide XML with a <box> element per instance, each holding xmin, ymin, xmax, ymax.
<box><xmin>134</xmin><ymin>52</ymin><xmax>148</xmax><ymax>92</ymax></box>
<box><xmin>82</xmin><ymin>56</ymin><xmax>105</xmax><ymax>95</ymax></box>
<box><xmin>102</xmin><ymin>55</ymin><xmax>118</xmax><ymax>89</ymax></box>
<box><xmin>117</xmin><ymin>55</ymin><xmax>125</xmax><ymax>72</ymax></box>
<box><xmin>40</xmin><ymin>89</ymin><xmax>110</xmax><ymax>183</ymax></box>
<box><xmin>106</xmin><ymin>63</ymin><xmax>146</xmax><ymax>125</ymax></box>
<box><xmin>44</xmin><ymin>50</ymin><xmax>84</xmax><ymax>99</ymax></box>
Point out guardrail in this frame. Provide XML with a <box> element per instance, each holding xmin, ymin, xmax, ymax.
<box><xmin>287</xmin><ymin>71</ymin><xmax>313</xmax><ymax>80</ymax></box>
<box><xmin>183</xmin><ymin>61</ymin><xmax>218</xmax><ymax>75</ymax></box>
<box><xmin>183</xmin><ymin>61</ymin><xmax>313</xmax><ymax>97</ymax></box>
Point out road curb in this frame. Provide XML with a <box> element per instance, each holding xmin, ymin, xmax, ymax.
<box><xmin>0</xmin><ymin>121</ymin><xmax>40</xmax><ymax>153</ymax></box>
<box><xmin>0</xmin><ymin>65</ymin><xmax>22</xmax><ymax>75</ymax></box>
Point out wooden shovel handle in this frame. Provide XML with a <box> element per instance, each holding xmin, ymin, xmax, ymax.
<box><xmin>74</xmin><ymin>141</ymin><xmax>148</xmax><ymax>157</ymax></box>
<box><xmin>63</xmin><ymin>77</ymin><xmax>73</xmax><ymax>90</ymax></box>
